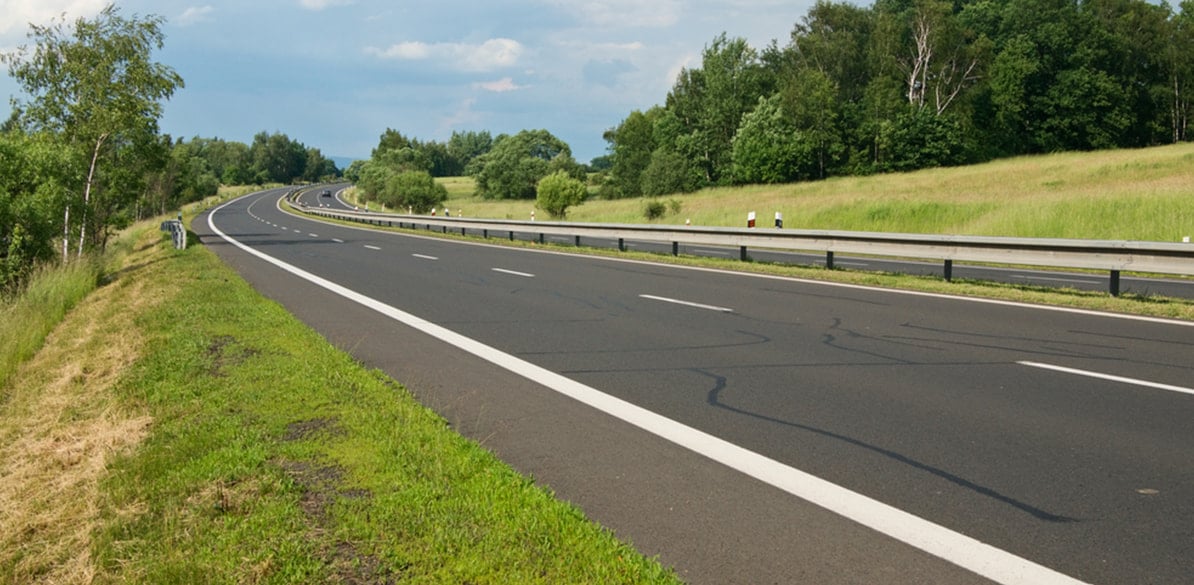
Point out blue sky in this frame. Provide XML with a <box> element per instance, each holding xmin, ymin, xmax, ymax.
<box><xmin>2</xmin><ymin>0</ymin><xmax>817</xmax><ymax>164</ymax></box>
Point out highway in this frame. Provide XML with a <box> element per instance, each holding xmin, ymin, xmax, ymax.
<box><xmin>197</xmin><ymin>188</ymin><xmax>1194</xmax><ymax>584</ymax></box>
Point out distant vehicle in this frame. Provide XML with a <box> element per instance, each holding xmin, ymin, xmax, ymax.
<box><xmin>321</xmin><ymin>189</ymin><xmax>331</xmax><ymax>197</ymax></box>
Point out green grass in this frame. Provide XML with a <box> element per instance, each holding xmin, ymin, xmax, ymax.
<box><xmin>71</xmin><ymin>226</ymin><xmax>679</xmax><ymax>583</ymax></box>
<box><xmin>428</xmin><ymin>143</ymin><xmax>1194</xmax><ymax>241</ymax></box>
<box><xmin>0</xmin><ymin>260</ymin><xmax>100</xmax><ymax>393</ymax></box>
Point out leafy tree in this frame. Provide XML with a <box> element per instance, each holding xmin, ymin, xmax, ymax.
<box><xmin>249</xmin><ymin>131</ymin><xmax>308</xmax><ymax>183</ymax></box>
<box><xmin>369</xmin><ymin>169</ymin><xmax>447</xmax><ymax>213</ymax></box>
<box><xmin>0</xmin><ymin>131</ymin><xmax>73</xmax><ymax>289</ymax></box>
<box><xmin>603</xmin><ymin>108</ymin><xmax>661</xmax><ymax>198</ymax></box>
<box><xmin>732</xmin><ymin>95</ymin><xmax>816</xmax><ymax>184</ymax></box>
<box><xmin>448</xmin><ymin>130</ymin><xmax>494</xmax><ymax>175</ymax></box>
<box><xmin>3</xmin><ymin>4</ymin><xmax>183</xmax><ymax>258</ymax></box>
<box><xmin>641</xmin><ymin>148</ymin><xmax>699</xmax><ymax>196</ymax></box>
<box><xmin>1170</xmin><ymin>1</ymin><xmax>1194</xmax><ymax>142</ymax></box>
<box><xmin>536</xmin><ymin>171</ymin><xmax>587</xmax><ymax>218</ymax></box>
<box><xmin>473</xmin><ymin>130</ymin><xmax>581</xmax><ymax>199</ymax></box>
<box><xmin>664</xmin><ymin>34</ymin><xmax>774</xmax><ymax>186</ymax></box>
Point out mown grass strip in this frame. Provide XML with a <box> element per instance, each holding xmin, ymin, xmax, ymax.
<box><xmin>2</xmin><ymin>219</ymin><xmax>679</xmax><ymax>583</ymax></box>
<box><xmin>69</xmin><ymin>223</ymin><xmax>678</xmax><ymax>582</ymax></box>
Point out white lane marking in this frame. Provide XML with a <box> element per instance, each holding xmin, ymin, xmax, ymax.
<box><xmin>208</xmin><ymin>199</ymin><xmax>1091</xmax><ymax>585</ymax></box>
<box><xmin>1012</xmin><ymin>275</ymin><xmax>1100</xmax><ymax>285</ymax></box>
<box><xmin>309</xmin><ymin>233</ymin><xmax>319</xmax><ymax>238</ymax></box>
<box><xmin>413</xmin><ymin>254</ymin><xmax>439</xmax><ymax>261</ymax></box>
<box><xmin>364</xmin><ymin>245</ymin><xmax>381</xmax><ymax>251</ymax></box>
<box><xmin>640</xmin><ymin>294</ymin><xmax>734</xmax><ymax>313</ymax></box>
<box><xmin>332</xmin><ymin>238</ymin><xmax>344</xmax><ymax>243</ymax></box>
<box><xmin>1019</xmin><ymin>361</ymin><xmax>1194</xmax><ymax>397</ymax></box>
<box><xmin>275</xmin><ymin>192</ymin><xmax>1193</xmax><ymax>329</ymax></box>
<box><xmin>492</xmin><ymin>268</ymin><xmax>535</xmax><ymax>278</ymax></box>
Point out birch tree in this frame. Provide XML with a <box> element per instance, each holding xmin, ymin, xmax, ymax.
<box><xmin>3</xmin><ymin>4</ymin><xmax>183</xmax><ymax>259</ymax></box>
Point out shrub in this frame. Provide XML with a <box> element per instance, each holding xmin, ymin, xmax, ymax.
<box><xmin>535</xmin><ymin>171</ymin><xmax>587</xmax><ymax>218</ymax></box>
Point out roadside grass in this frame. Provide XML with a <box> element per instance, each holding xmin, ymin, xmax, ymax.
<box><xmin>0</xmin><ymin>220</ymin><xmax>680</xmax><ymax>583</ymax></box>
<box><xmin>0</xmin><ymin>259</ymin><xmax>102</xmax><ymax>393</ymax></box>
<box><xmin>428</xmin><ymin>143</ymin><xmax>1194</xmax><ymax>241</ymax></box>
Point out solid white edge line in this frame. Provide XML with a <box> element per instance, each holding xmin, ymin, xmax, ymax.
<box><xmin>1019</xmin><ymin>361</ymin><xmax>1194</xmax><ymax>396</ymax></box>
<box><xmin>492</xmin><ymin>268</ymin><xmax>535</xmax><ymax>278</ymax></box>
<box><xmin>274</xmin><ymin>194</ymin><xmax>1193</xmax><ymax>329</ymax></box>
<box><xmin>209</xmin><ymin>195</ymin><xmax>1090</xmax><ymax>585</ymax></box>
<box><xmin>640</xmin><ymin>294</ymin><xmax>734</xmax><ymax>313</ymax></box>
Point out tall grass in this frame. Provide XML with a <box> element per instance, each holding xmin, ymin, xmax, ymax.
<box><xmin>433</xmin><ymin>143</ymin><xmax>1194</xmax><ymax>241</ymax></box>
<box><xmin>0</xmin><ymin>257</ymin><xmax>102</xmax><ymax>393</ymax></box>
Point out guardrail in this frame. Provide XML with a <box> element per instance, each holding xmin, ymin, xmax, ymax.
<box><xmin>287</xmin><ymin>199</ymin><xmax>1194</xmax><ymax>297</ymax></box>
<box><xmin>160</xmin><ymin>219</ymin><xmax>187</xmax><ymax>250</ymax></box>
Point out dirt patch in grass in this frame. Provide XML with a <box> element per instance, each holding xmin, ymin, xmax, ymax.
<box><xmin>277</xmin><ymin>458</ymin><xmax>393</xmax><ymax>584</ymax></box>
<box><xmin>0</xmin><ymin>229</ymin><xmax>162</xmax><ymax>583</ymax></box>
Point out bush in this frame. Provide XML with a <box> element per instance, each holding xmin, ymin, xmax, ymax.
<box><xmin>536</xmin><ymin>171</ymin><xmax>587</xmax><ymax>219</ymax></box>
<box><xmin>643</xmin><ymin>200</ymin><xmax>667</xmax><ymax>220</ymax></box>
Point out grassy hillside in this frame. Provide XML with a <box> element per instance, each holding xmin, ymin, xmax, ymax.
<box><xmin>436</xmin><ymin>143</ymin><xmax>1194</xmax><ymax>242</ymax></box>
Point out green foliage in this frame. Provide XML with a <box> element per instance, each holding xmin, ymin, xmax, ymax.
<box><xmin>356</xmin><ymin>163</ymin><xmax>447</xmax><ymax>213</ymax></box>
<box><xmin>474</xmin><ymin>130</ymin><xmax>582</xmax><ymax>200</ymax></box>
<box><xmin>641</xmin><ymin>148</ymin><xmax>699</xmax><ymax>196</ymax></box>
<box><xmin>643</xmin><ymin>199</ymin><xmax>667</xmax><ymax>220</ymax></box>
<box><xmin>731</xmin><ymin>95</ymin><xmax>816</xmax><ymax>184</ymax></box>
<box><xmin>874</xmin><ymin>108</ymin><xmax>967</xmax><ymax>173</ymax></box>
<box><xmin>3</xmin><ymin>4</ymin><xmax>183</xmax><ymax>254</ymax></box>
<box><xmin>536</xmin><ymin>171</ymin><xmax>587</xmax><ymax>218</ymax></box>
<box><xmin>0</xmin><ymin>132</ymin><xmax>73</xmax><ymax>289</ymax></box>
<box><xmin>603</xmin><ymin>108</ymin><xmax>662</xmax><ymax>198</ymax></box>
<box><xmin>600</xmin><ymin>0</ymin><xmax>1194</xmax><ymax>197</ymax></box>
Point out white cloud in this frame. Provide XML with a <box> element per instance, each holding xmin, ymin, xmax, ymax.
<box><xmin>298</xmin><ymin>0</ymin><xmax>354</xmax><ymax>11</ymax></box>
<box><xmin>366</xmin><ymin>38</ymin><xmax>524</xmax><ymax>72</ymax></box>
<box><xmin>0</xmin><ymin>0</ymin><xmax>107</xmax><ymax>38</ymax></box>
<box><xmin>178</xmin><ymin>5</ymin><xmax>215</xmax><ymax>27</ymax></box>
<box><xmin>367</xmin><ymin>41</ymin><xmax>430</xmax><ymax>60</ymax></box>
<box><xmin>474</xmin><ymin>77</ymin><xmax>526</xmax><ymax>93</ymax></box>
<box><xmin>541</xmin><ymin>0</ymin><xmax>681</xmax><ymax>28</ymax></box>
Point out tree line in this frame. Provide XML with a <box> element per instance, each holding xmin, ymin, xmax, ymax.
<box><xmin>349</xmin><ymin>127</ymin><xmax>588</xmax><ymax>215</ymax></box>
<box><xmin>1</xmin><ymin>5</ymin><xmax>340</xmax><ymax>291</ymax></box>
<box><xmin>601</xmin><ymin>0</ymin><xmax>1194</xmax><ymax>198</ymax></box>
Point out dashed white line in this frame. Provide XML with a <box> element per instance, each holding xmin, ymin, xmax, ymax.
<box><xmin>492</xmin><ymin>268</ymin><xmax>535</xmax><ymax>278</ymax></box>
<box><xmin>412</xmin><ymin>254</ymin><xmax>439</xmax><ymax>260</ymax></box>
<box><xmin>308</xmin><ymin>233</ymin><xmax>319</xmax><ymax>237</ymax></box>
<box><xmin>207</xmin><ymin>201</ymin><xmax>1092</xmax><ymax>585</ymax></box>
<box><xmin>1019</xmin><ymin>361</ymin><xmax>1194</xmax><ymax>397</ymax></box>
<box><xmin>364</xmin><ymin>245</ymin><xmax>381</xmax><ymax>251</ymax></box>
<box><xmin>640</xmin><ymin>294</ymin><xmax>734</xmax><ymax>313</ymax></box>
<box><xmin>332</xmin><ymin>238</ymin><xmax>344</xmax><ymax>243</ymax></box>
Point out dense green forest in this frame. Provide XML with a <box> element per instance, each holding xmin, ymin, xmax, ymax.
<box><xmin>355</xmin><ymin>0</ymin><xmax>1194</xmax><ymax>203</ymax></box>
<box><xmin>0</xmin><ymin>7</ymin><xmax>339</xmax><ymax>291</ymax></box>
<box><xmin>599</xmin><ymin>0</ymin><xmax>1194</xmax><ymax>198</ymax></box>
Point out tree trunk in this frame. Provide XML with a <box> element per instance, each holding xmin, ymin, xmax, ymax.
<box><xmin>62</xmin><ymin>205</ymin><xmax>70</xmax><ymax>263</ymax></box>
<box><xmin>77</xmin><ymin>134</ymin><xmax>108</xmax><ymax>259</ymax></box>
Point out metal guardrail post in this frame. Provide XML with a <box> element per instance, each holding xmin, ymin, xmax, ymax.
<box><xmin>1110</xmin><ymin>270</ymin><xmax>1121</xmax><ymax>296</ymax></box>
<box><xmin>944</xmin><ymin>260</ymin><xmax>954</xmax><ymax>282</ymax></box>
<box><xmin>826</xmin><ymin>251</ymin><xmax>835</xmax><ymax>270</ymax></box>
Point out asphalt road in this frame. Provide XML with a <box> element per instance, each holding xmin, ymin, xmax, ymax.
<box><xmin>197</xmin><ymin>188</ymin><xmax>1194</xmax><ymax>585</ymax></box>
<box><xmin>297</xmin><ymin>185</ymin><xmax>1194</xmax><ymax>300</ymax></box>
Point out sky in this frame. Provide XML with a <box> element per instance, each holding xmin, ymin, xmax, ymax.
<box><xmin>1</xmin><ymin>0</ymin><xmax>819</xmax><ymax>165</ymax></box>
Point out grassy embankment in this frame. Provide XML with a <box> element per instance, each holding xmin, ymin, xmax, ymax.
<box><xmin>337</xmin><ymin>143</ymin><xmax>1194</xmax><ymax>321</ymax></box>
<box><xmin>0</xmin><ymin>208</ymin><xmax>680</xmax><ymax>583</ymax></box>
<box><xmin>434</xmin><ymin>142</ymin><xmax>1194</xmax><ymax>242</ymax></box>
